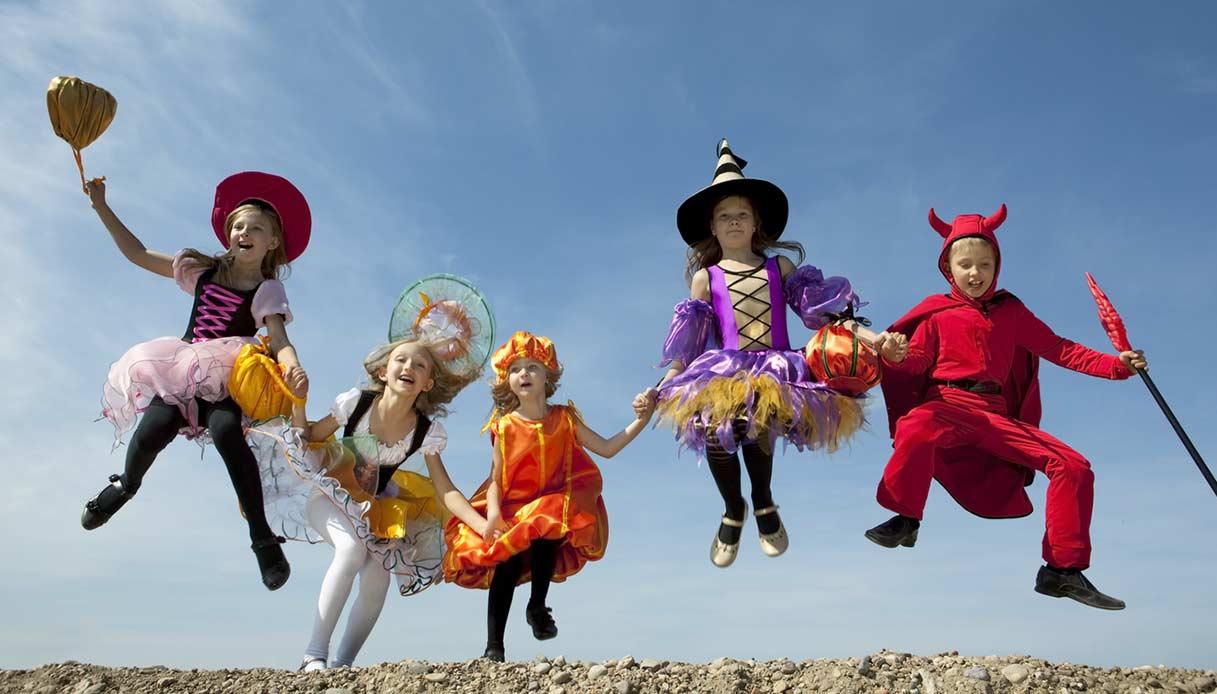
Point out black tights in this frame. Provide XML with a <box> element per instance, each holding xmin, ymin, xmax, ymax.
<box><xmin>705</xmin><ymin>420</ymin><xmax>778</xmax><ymax>539</ymax></box>
<box><xmin>121</xmin><ymin>396</ymin><xmax>272</xmax><ymax>542</ymax></box>
<box><xmin>485</xmin><ymin>539</ymin><xmax>561</xmax><ymax>648</ymax></box>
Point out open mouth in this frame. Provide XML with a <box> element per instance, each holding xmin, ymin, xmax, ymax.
<box><xmin>397</xmin><ymin>374</ymin><xmax>416</xmax><ymax>386</ymax></box>
<box><xmin>236</xmin><ymin>241</ymin><xmax>254</xmax><ymax>251</ymax></box>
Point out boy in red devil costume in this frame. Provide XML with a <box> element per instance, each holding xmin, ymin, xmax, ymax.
<box><xmin>868</xmin><ymin>204</ymin><xmax>1147</xmax><ymax>610</ymax></box>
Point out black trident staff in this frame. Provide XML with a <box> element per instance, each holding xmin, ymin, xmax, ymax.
<box><xmin>1086</xmin><ymin>273</ymin><xmax>1217</xmax><ymax>498</ymax></box>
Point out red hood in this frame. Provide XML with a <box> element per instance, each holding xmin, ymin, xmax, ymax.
<box><xmin>930</xmin><ymin>204</ymin><xmax>1006</xmax><ymax>306</ymax></box>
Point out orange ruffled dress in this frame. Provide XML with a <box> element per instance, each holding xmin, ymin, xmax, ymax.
<box><xmin>443</xmin><ymin>403</ymin><xmax>608</xmax><ymax>588</ymax></box>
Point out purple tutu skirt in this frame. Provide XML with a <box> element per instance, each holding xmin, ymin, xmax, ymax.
<box><xmin>655</xmin><ymin>348</ymin><xmax>864</xmax><ymax>454</ymax></box>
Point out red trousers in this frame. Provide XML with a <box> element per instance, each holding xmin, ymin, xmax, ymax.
<box><xmin>877</xmin><ymin>389</ymin><xmax>1095</xmax><ymax>569</ymax></box>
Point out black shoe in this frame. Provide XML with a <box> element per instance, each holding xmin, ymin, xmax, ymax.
<box><xmin>865</xmin><ymin>515</ymin><xmax>920</xmax><ymax>548</ymax></box>
<box><xmin>81</xmin><ymin>474</ymin><xmax>136</xmax><ymax>530</ymax></box>
<box><xmin>251</xmin><ymin>536</ymin><xmax>291</xmax><ymax>591</ymax></box>
<box><xmin>525</xmin><ymin>604</ymin><xmax>558</xmax><ymax>640</ymax></box>
<box><xmin>1034</xmin><ymin>565</ymin><xmax>1125</xmax><ymax>611</ymax></box>
<box><xmin>482</xmin><ymin>644</ymin><xmax>505</xmax><ymax>662</ymax></box>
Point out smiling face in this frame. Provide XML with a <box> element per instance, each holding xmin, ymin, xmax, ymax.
<box><xmin>947</xmin><ymin>237</ymin><xmax>997</xmax><ymax>299</ymax></box>
<box><xmin>380</xmin><ymin>342</ymin><xmax>435</xmax><ymax>399</ymax></box>
<box><xmin>226</xmin><ymin>207</ymin><xmax>281</xmax><ymax>265</ymax></box>
<box><xmin>710</xmin><ymin>195</ymin><xmax>758</xmax><ymax>252</ymax></box>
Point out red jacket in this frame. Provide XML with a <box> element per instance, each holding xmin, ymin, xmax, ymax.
<box><xmin>880</xmin><ymin>205</ymin><xmax>1129</xmax><ymax>518</ymax></box>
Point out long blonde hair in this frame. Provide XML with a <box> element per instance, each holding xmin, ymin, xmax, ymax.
<box><xmin>181</xmin><ymin>202</ymin><xmax>291</xmax><ymax>286</ymax></box>
<box><xmin>363</xmin><ymin>338</ymin><xmax>479</xmax><ymax>418</ymax></box>
<box><xmin>684</xmin><ymin>194</ymin><xmax>805</xmax><ymax>284</ymax></box>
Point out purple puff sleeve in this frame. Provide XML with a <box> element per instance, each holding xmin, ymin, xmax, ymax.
<box><xmin>784</xmin><ymin>265</ymin><xmax>860</xmax><ymax>330</ymax></box>
<box><xmin>659</xmin><ymin>299</ymin><xmax>715</xmax><ymax>368</ymax></box>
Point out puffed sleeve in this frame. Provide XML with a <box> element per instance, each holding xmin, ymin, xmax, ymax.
<box><xmin>659</xmin><ymin>299</ymin><xmax>716</xmax><ymax>368</ymax></box>
<box><xmin>784</xmin><ymin>265</ymin><xmax>860</xmax><ymax>330</ymax></box>
<box><xmin>172</xmin><ymin>250</ymin><xmax>206</xmax><ymax>295</ymax></box>
<box><xmin>330</xmin><ymin>387</ymin><xmax>364</xmax><ymax>426</ymax></box>
<box><xmin>420</xmin><ymin>420</ymin><xmax>448</xmax><ymax>455</ymax></box>
<box><xmin>251</xmin><ymin>279</ymin><xmax>293</xmax><ymax>328</ymax></box>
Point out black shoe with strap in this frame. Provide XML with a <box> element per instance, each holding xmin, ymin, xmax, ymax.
<box><xmin>525</xmin><ymin>604</ymin><xmax>558</xmax><ymax>640</ymax></box>
<box><xmin>1034</xmin><ymin>565</ymin><xmax>1125</xmax><ymax>611</ymax></box>
<box><xmin>482</xmin><ymin>643</ymin><xmax>505</xmax><ymax>662</ymax></box>
<box><xmin>251</xmin><ymin>535</ymin><xmax>291</xmax><ymax>591</ymax></box>
<box><xmin>864</xmin><ymin>515</ymin><xmax>920</xmax><ymax>548</ymax></box>
<box><xmin>81</xmin><ymin>474</ymin><xmax>137</xmax><ymax>530</ymax></box>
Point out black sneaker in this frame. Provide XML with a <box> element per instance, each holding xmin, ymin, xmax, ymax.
<box><xmin>864</xmin><ymin>515</ymin><xmax>920</xmax><ymax>548</ymax></box>
<box><xmin>81</xmin><ymin>474</ymin><xmax>136</xmax><ymax>530</ymax></box>
<box><xmin>482</xmin><ymin>643</ymin><xmax>505</xmax><ymax>662</ymax></box>
<box><xmin>1034</xmin><ymin>566</ymin><xmax>1125</xmax><ymax>611</ymax></box>
<box><xmin>525</xmin><ymin>604</ymin><xmax>558</xmax><ymax>640</ymax></box>
<box><xmin>251</xmin><ymin>536</ymin><xmax>291</xmax><ymax>591</ymax></box>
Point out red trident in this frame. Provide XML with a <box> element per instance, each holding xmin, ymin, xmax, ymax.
<box><xmin>1086</xmin><ymin>273</ymin><xmax>1216</xmax><ymax>499</ymax></box>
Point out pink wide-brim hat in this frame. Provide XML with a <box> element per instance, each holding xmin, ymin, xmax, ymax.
<box><xmin>211</xmin><ymin>171</ymin><xmax>311</xmax><ymax>262</ymax></box>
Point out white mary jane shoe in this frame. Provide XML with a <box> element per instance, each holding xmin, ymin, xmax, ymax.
<box><xmin>710</xmin><ymin>505</ymin><xmax>747</xmax><ymax>568</ymax></box>
<box><xmin>754</xmin><ymin>505</ymin><xmax>789</xmax><ymax>557</ymax></box>
<box><xmin>299</xmin><ymin>656</ymin><xmax>327</xmax><ymax>673</ymax></box>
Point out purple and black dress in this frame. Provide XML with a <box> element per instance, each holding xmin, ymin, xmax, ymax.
<box><xmin>655</xmin><ymin>256</ymin><xmax>866</xmax><ymax>454</ymax></box>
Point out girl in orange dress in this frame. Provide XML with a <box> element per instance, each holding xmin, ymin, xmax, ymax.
<box><xmin>443</xmin><ymin>331</ymin><xmax>655</xmax><ymax>662</ymax></box>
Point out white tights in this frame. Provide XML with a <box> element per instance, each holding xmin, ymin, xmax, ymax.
<box><xmin>303</xmin><ymin>492</ymin><xmax>392</xmax><ymax>667</ymax></box>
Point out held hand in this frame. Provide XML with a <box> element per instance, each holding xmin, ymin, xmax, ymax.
<box><xmin>874</xmin><ymin>331</ymin><xmax>909</xmax><ymax>363</ymax></box>
<box><xmin>481</xmin><ymin>512</ymin><xmax>507</xmax><ymax>544</ymax></box>
<box><xmin>284</xmin><ymin>366</ymin><xmax>309</xmax><ymax>398</ymax></box>
<box><xmin>1119</xmin><ymin>349</ymin><xmax>1147</xmax><ymax>373</ymax></box>
<box><xmin>85</xmin><ymin>178</ymin><xmax>107</xmax><ymax>209</ymax></box>
<box><xmin>632</xmin><ymin>389</ymin><xmax>657</xmax><ymax>421</ymax></box>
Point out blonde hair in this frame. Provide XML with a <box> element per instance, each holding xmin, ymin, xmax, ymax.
<box><xmin>947</xmin><ymin>236</ymin><xmax>995</xmax><ymax>261</ymax></box>
<box><xmin>684</xmin><ymin>194</ymin><xmax>805</xmax><ymax>284</ymax></box>
<box><xmin>488</xmin><ymin>361</ymin><xmax>563</xmax><ymax>418</ymax></box>
<box><xmin>181</xmin><ymin>202</ymin><xmax>291</xmax><ymax>286</ymax></box>
<box><xmin>363</xmin><ymin>338</ymin><xmax>479</xmax><ymax>418</ymax></box>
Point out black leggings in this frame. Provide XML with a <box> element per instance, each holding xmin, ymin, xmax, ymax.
<box><xmin>121</xmin><ymin>396</ymin><xmax>272</xmax><ymax>542</ymax></box>
<box><xmin>486</xmin><ymin>539</ymin><xmax>561</xmax><ymax>647</ymax></box>
<box><xmin>704</xmin><ymin>420</ymin><xmax>776</xmax><ymax>519</ymax></box>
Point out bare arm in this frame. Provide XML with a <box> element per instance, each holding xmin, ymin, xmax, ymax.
<box><xmin>423</xmin><ymin>452</ymin><xmax>488</xmax><ymax>535</ymax></box>
<box><xmin>575</xmin><ymin>393</ymin><xmax>656</xmax><ymax>458</ymax></box>
<box><xmin>86</xmin><ymin>179</ymin><xmax>174</xmax><ymax>278</ymax></box>
<box><xmin>482</xmin><ymin>445</ymin><xmax>507</xmax><ymax>542</ymax></box>
<box><xmin>265</xmin><ymin>314</ymin><xmax>302</xmax><ymax>370</ymax></box>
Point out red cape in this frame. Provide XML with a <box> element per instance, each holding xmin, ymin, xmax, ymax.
<box><xmin>881</xmin><ymin>292</ymin><xmax>1042</xmax><ymax>518</ymax></box>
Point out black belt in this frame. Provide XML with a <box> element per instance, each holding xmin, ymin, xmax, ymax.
<box><xmin>932</xmin><ymin>379</ymin><xmax>1002</xmax><ymax>394</ymax></box>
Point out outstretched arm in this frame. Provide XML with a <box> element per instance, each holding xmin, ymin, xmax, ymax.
<box><xmin>1015</xmin><ymin>302</ymin><xmax>1142</xmax><ymax>379</ymax></box>
<box><xmin>423</xmin><ymin>452</ymin><xmax>488</xmax><ymax>536</ymax></box>
<box><xmin>86</xmin><ymin>179</ymin><xmax>174</xmax><ymax>278</ymax></box>
<box><xmin>574</xmin><ymin>393</ymin><xmax>656</xmax><ymax>458</ymax></box>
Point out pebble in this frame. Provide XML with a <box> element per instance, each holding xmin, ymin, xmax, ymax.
<box><xmin>323</xmin><ymin>689</ymin><xmax>352</xmax><ymax>694</ymax></box>
<box><xmin>156</xmin><ymin>677</ymin><xmax>177</xmax><ymax>688</ymax></box>
<box><xmin>552</xmin><ymin>671</ymin><xmax>572</xmax><ymax>684</ymax></box>
<box><xmin>781</xmin><ymin>661</ymin><xmax>798</xmax><ymax>676</ymax></box>
<box><xmin>404</xmin><ymin>661</ymin><xmax>432</xmax><ymax>675</ymax></box>
<box><xmin>615</xmin><ymin>681</ymin><xmax>639</xmax><ymax>694</ymax></box>
<box><xmin>858</xmin><ymin>656</ymin><xmax>873</xmax><ymax>675</ymax></box>
<box><xmin>773</xmin><ymin>681</ymin><xmax>790</xmax><ymax>693</ymax></box>
<box><xmin>589</xmin><ymin>665</ymin><xmax>609</xmax><ymax>680</ymax></box>
<box><xmin>640</xmin><ymin>658</ymin><xmax>663</xmax><ymax>671</ymax></box>
<box><xmin>1002</xmin><ymin>664</ymin><xmax>1031</xmax><ymax>684</ymax></box>
<box><xmin>618</xmin><ymin>656</ymin><xmax>636</xmax><ymax>669</ymax></box>
<box><xmin>533</xmin><ymin>663</ymin><xmax>553</xmax><ymax>675</ymax></box>
<box><xmin>422</xmin><ymin>672</ymin><xmax>447</xmax><ymax>682</ymax></box>
<box><xmin>965</xmin><ymin>666</ymin><xmax>991</xmax><ymax>681</ymax></box>
<box><xmin>552</xmin><ymin>656</ymin><xmax>566</xmax><ymax>667</ymax></box>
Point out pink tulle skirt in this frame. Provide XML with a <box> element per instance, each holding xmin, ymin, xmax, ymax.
<box><xmin>100</xmin><ymin>335</ymin><xmax>257</xmax><ymax>447</ymax></box>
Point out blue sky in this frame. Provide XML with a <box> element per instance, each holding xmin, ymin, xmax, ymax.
<box><xmin>2</xmin><ymin>0</ymin><xmax>1215</xmax><ymax>671</ymax></box>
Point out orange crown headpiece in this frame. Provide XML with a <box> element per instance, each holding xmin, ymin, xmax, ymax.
<box><xmin>491</xmin><ymin>331</ymin><xmax>559</xmax><ymax>381</ymax></box>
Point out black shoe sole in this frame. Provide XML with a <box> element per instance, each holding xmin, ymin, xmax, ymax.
<box><xmin>1033</xmin><ymin>584</ymin><xmax>1125</xmax><ymax>611</ymax></box>
<box><xmin>864</xmin><ymin>527</ymin><xmax>917</xmax><ymax>548</ymax></box>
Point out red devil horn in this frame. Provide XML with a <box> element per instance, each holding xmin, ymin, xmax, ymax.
<box><xmin>928</xmin><ymin>208</ymin><xmax>952</xmax><ymax>238</ymax></box>
<box><xmin>983</xmin><ymin>203</ymin><xmax>1008</xmax><ymax>233</ymax></box>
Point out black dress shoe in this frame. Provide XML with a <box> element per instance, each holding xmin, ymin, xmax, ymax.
<box><xmin>1034</xmin><ymin>565</ymin><xmax>1125</xmax><ymax>611</ymax></box>
<box><xmin>525</xmin><ymin>604</ymin><xmax>558</xmax><ymax>640</ymax></box>
<box><xmin>81</xmin><ymin>474</ymin><xmax>136</xmax><ymax>530</ymax></box>
<box><xmin>482</xmin><ymin>643</ymin><xmax>505</xmax><ymax>662</ymax></box>
<box><xmin>251</xmin><ymin>536</ymin><xmax>291</xmax><ymax>591</ymax></box>
<box><xmin>865</xmin><ymin>515</ymin><xmax>920</xmax><ymax>548</ymax></box>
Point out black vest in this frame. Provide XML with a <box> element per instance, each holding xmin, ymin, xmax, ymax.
<box><xmin>344</xmin><ymin>390</ymin><xmax>433</xmax><ymax>495</ymax></box>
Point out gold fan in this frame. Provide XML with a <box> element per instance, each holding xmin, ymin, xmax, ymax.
<box><xmin>47</xmin><ymin>76</ymin><xmax>117</xmax><ymax>194</ymax></box>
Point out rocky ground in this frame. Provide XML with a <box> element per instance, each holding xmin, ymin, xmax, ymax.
<box><xmin>3</xmin><ymin>652</ymin><xmax>1214</xmax><ymax>694</ymax></box>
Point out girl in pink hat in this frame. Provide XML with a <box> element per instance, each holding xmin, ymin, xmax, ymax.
<box><xmin>80</xmin><ymin>172</ymin><xmax>312</xmax><ymax>591</ymax></box>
